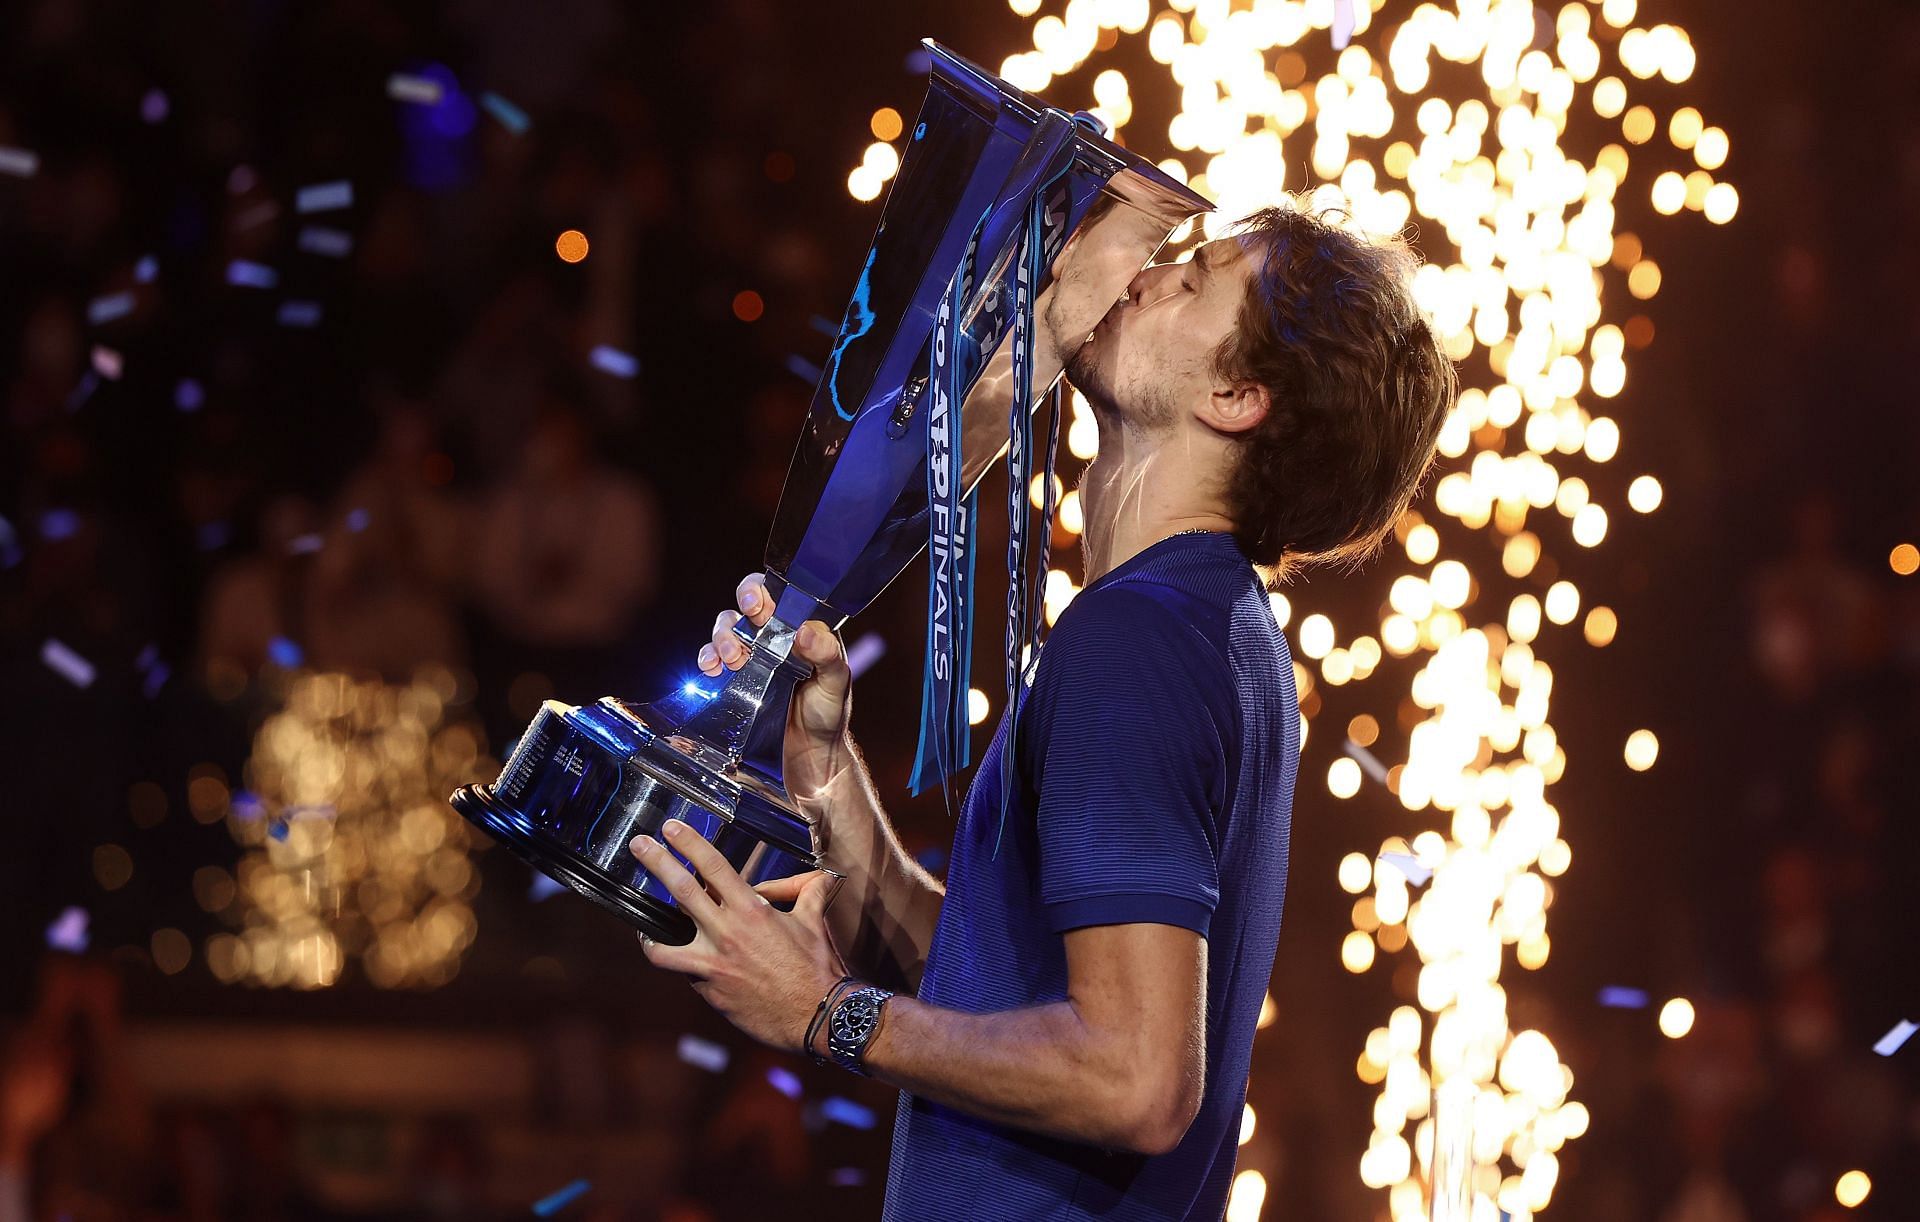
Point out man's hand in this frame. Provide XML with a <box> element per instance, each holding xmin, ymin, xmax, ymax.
<box><xmin>631</xmin><ymin>819</ymin><xmax>846</xmax><ymax>1054</ymax></box>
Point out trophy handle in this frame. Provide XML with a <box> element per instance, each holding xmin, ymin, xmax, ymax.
<box><xmin>673</xmin><ymin>610</ymin><xmax>813</xmax><ymax>795</ymax></box>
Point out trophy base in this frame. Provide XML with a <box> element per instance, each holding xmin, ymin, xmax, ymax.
<box><xmin>452</xmin><ymin>781</ymin><xmax>698</xmax><ymax>944</ymax></box>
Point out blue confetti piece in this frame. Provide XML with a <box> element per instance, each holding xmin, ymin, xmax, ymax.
<box><xmin>820</xmin><ymin>1096</ymin><xmax>876</xmax><ymax>1130</ymax></box>
<box><xmin>134</xmin><ymin>255</ymin><xmax>158</xmax><ymax>284</ymax></box>
<box><xmin>41</xmin><ymin>639</ymin><xmax>96</xmax><ymax>688</ymax></box>
<box><xmin>226</xmin><ymin>259</ymin><xmax>279</xmax><ymax>289</ymax></box>
<box><xmin>135</xmin><ymin>644</ymin><xmax>159</xmax><ymax>672</ymax></box>
<box><xmin>267</xmin><ymin>636</ymin><xmax>304</xmax><ymax>668</ymax></box>
<box><xmin>532</xmin><ymin>1178</ymin><xmax>590</xmax><ymax>1217</ymax></box>
<box><xmin>141</xmin><ymin>88</ymin><xmax>169</xmax><ymax>124</ymax></box>
<box><xmin>766</xmin><ymin>1066</ymin><xmax>803</xmax><ymax>1099</ymax></box>
<box><xmin>386</xmin><ymin>73</ymin><xmax>444</xmax><ymax>105</ymax></box>
<box><xmin>277</xmin><ymin>300</ymin><xmax>323</xmax><ymax>328</ymax></box>
<box><xmin>197</xmin><ymin>521</ymin><xmax>231</xmax><ymax>551</ymax></box>
<box><xmin>295</xmin><ymin>180</ymin><xmax>353</xmax><ymax>213</ymax></box>
<box><xmin>286</xmin><ymin>532</ymin><xmax>324</xmax><ymax>555</ymax></box>
<box><xmin>676</xmin><ymin>1034</ymin><xmax>729</xmax><ymax>1073</ymax></box>
<box><xmin>829</xmin><ymin>1167</ymin><xmax>867</xmax><ymax>1188</ymax></box>
<box><xmin>480</xmin><ymin>91</ymin><xmax>530</xmax><ymax>134</ymax></box>
<box><xmin>66</xmin><ymin>370</ymin><xmax>99</xmax><ymax>412</ymax></box>
<box><xmin>529</xmin><ymin>872</ymin><xmax>565</xmax><ymax>901</ymax></box>
<box><xmin>809</xmin><ymin>314</ymin><xmax>841</xmax><ymax>337</ymax></box>
<box><xmin>88</xmin><ymin>291</ymin><xmax>135</xmax><ymax>325</ymax></box>
<box><xmin>1874</xmin><ymin>1019</ymin><xmax>1917</xmax><ymax>1057</ymax></box>
<box><xmin>0</xmin><ymin>146</ymin><xmax>39</xmax><ymax>178</ymax></box>
<box><xmin>40</xmin><ymin>509</ymin><xmax>81</xmax><ymax>541</ymax></box>
<box><xmin>846</xmin><ymin>632</ymin><xmax>886</xmax><ymax>679</ymax></box>
<box><xmin>269</xmin><ymin>820</ymin><xmax>289</xmax><ymax>841</ymax></box>
<box><xmin>785</xmin><ymin>354</ymin><xmax>823</xmax><ymax>384</ymax></box>
<box><xmin>1597</xmin><ymin>986</ymin><xmax>1650</xmax><ymax>1010</ymax></box>
<box><xmin>345</xmin><ymin>507</ymin><xmax>370</xmax><ymax>532</ymax></box>
<box><xmin>1379</xmin><ymin>851</ymin><xmax>1432</xmax><ymax>887</ymax></box>
<box><xmin>45</xmin><ymin>907</ymin><xmax>90</xmax><ymax>953</ymax></box>
<box><xmin>589</xmin><ymin>345</ymin><xmax>638</xmax><ymax>379</ymax></box>
<box><xmin>175</xmin><ymin>378</ymin><xmax>204</xmax><ymax>411</ymax></box>
<box><xmin>914</xmin><ymin>844</ymin><xmax>947</xmax><ymax>872</ymax></box>
<box><xmin>297</xmin><ymin>226</ymin><xmax>353</xmax><ymax>258</ymax></box>
<box><xmin>231</xmin><ymin>791</ymin><xmax>265</xmax><ymax>821</ymax></box>
<box><xmin>0</xmin><ymin>515</ymin><xmax>20</xmax><ymax>568</ymax></box>
<box><xmin>903</xmin><ymin>47</ymin><xmax>932</xmax><ymax>75</ymax></box>
<box><xmin>1343</xmin><ymin>739</ymin><xmax>1389</xmax><ymax>785</ymax></box>
<box><xmin>142</xmin><ymin>662</ymin><xmax>171</xmax><ymax>700</ymax></box>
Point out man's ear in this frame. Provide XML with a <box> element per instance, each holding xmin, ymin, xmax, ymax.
<box><xmin>1205</xmin><ymin>380</ymin><xmax>1270</xmax><ymax>436</ymax></box>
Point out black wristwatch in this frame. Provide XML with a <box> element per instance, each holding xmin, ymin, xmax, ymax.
<box><xmin>825</xmin><ymin>984</ymin><xmax>893</xmax><ymax>1075</ymax></box>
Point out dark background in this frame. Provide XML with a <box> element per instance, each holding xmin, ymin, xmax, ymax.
<box><xmin>2</xmin><ymin>0</ymin><xmax>1917</xmax><ymax>1218</ymax></box>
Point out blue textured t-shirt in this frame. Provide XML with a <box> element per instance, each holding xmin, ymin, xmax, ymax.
<box><xmin>884</xmin><ymin>529</ymin><xmax>1300</xmax><ymax>1221</ymax></box>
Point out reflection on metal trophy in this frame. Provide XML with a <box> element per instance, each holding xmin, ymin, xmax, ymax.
<box><xmin>449</xmin><ymin>40</ymin><xmax>1211</xmax><ymax>944</ymax></box>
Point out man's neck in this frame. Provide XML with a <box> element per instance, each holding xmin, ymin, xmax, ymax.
<box><xmin>1076</xmin><ymin>418</ymin><xmax>1236</xmax><ymax>584</ymax></box>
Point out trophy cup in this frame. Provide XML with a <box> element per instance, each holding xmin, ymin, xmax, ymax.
<box><xmin>450</xmin><ymin>41</ymin><xmax>1211</xmax><ymax>944</ymax></box>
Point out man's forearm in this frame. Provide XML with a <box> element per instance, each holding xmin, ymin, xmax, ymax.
<box><xmin>851</xmin><ymin>996</ymin><xmax>1182</xmax><ymax>1156</ymax></box>
<box><xmin>798</xmin><ymin>733</ymin><xmax>945</xmax><ymax>991</ymax></box>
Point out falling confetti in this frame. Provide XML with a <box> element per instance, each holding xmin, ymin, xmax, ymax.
<box><xmin>277</xmin><ymin>300</ymin><xmax>323</xmax><ymax>328</ymax></box>
<box><xmin>0</xmin><ymin>146</ymin><xmax>39</xmax><ymax>178</ymax></box>
<box><xmin>134</xmin><ymin>255</ymin><xmax>158</xmax><ymax>283</ymax></box>
<box><xmin>1343</xmin><ymin>738</ymin><xmax>1389</xmax><ymax>785</ymax></box>
<box><xmin>175</xmin><ymin>378</ymin><xmax>204</xmax><ymax>411</ymax></box>
<box><xmin>1873</xmin><ymin>1019</ymin><xmax>1916</xmax><ymax>1057</ymax></box>
<box><xmin>386</xmin><ymin>73</ymin><xmax>445</xmax><ymax>105</ymax></box>
<box><xmin>766</xmin><ymin>1066</ymin><xmax>803</xmax><ymax>1099</ymax></box>
<box><xmin>286</xmin><ymin>533</ymin><xmax>325</xmax><ymax>555</ymax></box>
<box><xmin>785</xmin><ymin>354</ymin><xmax>824</xmax><ymax>384</ymax></box>
<box><xmin>528</xmin><ymin>872</ymin><xmax>565</xmax><ymax>901</ymax></box>
<box><xmin>226</xmin><ymin>259</ymin><xmax>279</xmax><ymax>289</ymax></box>
<box><xmin>1332</xmin><ymin>0</ymin><xmax>1356</xmax><ymax>49</ymax></box>
<box><xmin>90</xmin><ymin>345</ymin><xmax>124</xmax><ymax>380</ymax></box>
<box><xmin>40</xmin><ymin>509</ymin><xmax>81</xmax><ymax>540</ymax></box>
<box><xmin>1596</xmin><ymin>986</ymin><xmax>1650</xmax><ymax>1010</ymax></box>
<box><xmin>295</xmin><ymin>180</ymin><xmax>353</xmax><ymax>213</ymax></box>
<box><xmin>589</xmin><ymin>345</ymin><xmax>639</xmax><ymax>379</ymax></box>
<box><xmin>531</xmin><ymin>1179</ymin><xmax>591</xmax><ymax>1217</ymax></box>
<box><xmin>41</xmin><ymin>639</ymin><xmax>97</xmax><ymax>688</ymax></box>
<box><xmin>140</xmin><ymin>88</ymin><xmax>169</xmax><ymax>123</ymax></box>
<box><xmin>828</xmin><ymin>1167</ymin><xmax>868</xmax><ymax>1188</ymax></box>
<box><xmin>267</xmin><ymin>636</ymin><xmax>304</xmax><ymax>668</ymax></box>
<box><xmin>820</xmin><ymin>1096</ymin><xmax>877</xmax><ymax>1130</ymax></box>
<box><xmin>676</xmin><ymin>1034</ymin><xmax>729</xmax><ymax>1073</ymax></box>
<box><xmin>235</xmin><ymin>200</ymin><xmax>280</xmax><ymax>231</ymax></box>
<box><xmin>87</xmin><ymin>291</ymin><xmax>135</xmax><ymax>325</ymax></box>
<box><xmin>345</xmin><ymin>507</ymin><xmax>370</xmax><ymax>532</ymax></box>
<box><xmin>297</xmin><ymin>226</ymin><xmax>353</xmax><ymax>258</ymax></box>
<box><xmin>44</xmin><ymin>907</ymin><xmax>90</xmax><ymax>953</ymax></box>
<box><xmin>480</xmin><ymin>91</ymin><xmax>530</xmax><ymax>134</ymax></box>
<box><xmin>845</xmin><ymin>632</ymin><xmax>886</xmax><ymax>679</ymax></box>
<box><xmin>1378</xmin><ymin>851</ymin><xmax>1432</xmax><ymax>887</ymax></box>
<box><xmin>0</xmin><ymin>515</ymin><xmax>20</xmax><ymax>568</ymax></box>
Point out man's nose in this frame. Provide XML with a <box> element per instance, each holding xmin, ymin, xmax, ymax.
<box><xmin>1126</xmin><ymin>261</ymin><xmax>1177</xmax><ymax>306</ymax></box>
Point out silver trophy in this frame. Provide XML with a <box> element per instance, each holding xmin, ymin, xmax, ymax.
<box><xmin>450</xmin><ymin>41</ymin><xmax>1210</xmax><ymax>943</ymax></box>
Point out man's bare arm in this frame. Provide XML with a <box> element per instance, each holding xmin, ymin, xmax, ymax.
<box><xmin>836</xmin><ymin>922</ymin><xmax>1207</xmax><ymax>1156</ymax></box>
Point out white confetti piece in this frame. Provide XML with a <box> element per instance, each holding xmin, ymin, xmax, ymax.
<box><xmin>1378</xmin><ymin>851</ymin><xmax>1431</xmax><ymax>886</ymax></box>
<box><xmin>1343</xmin><ymin>739</ymin><xmax>1388</xmax><ymax>785</ymax></box>
<box><xmin>90</xmin><ymin>345</ymin><xmax>124</xmax><ymax>380</ymax></box>
<box><xmin>1332</xmin><ymin>0</ymin><xmax>1356</xmax><ymax>49</ymax></box>
<box><xmin>296</xmin><ymin>180</ymin><xmax>353</xmax><ymax>213</ymax></box>
<box><xmin>41</xmin><ymin>638</ymin><xmax>96</xmax><ymax>688</ymax></box>
<box><xmin>386</xmin><ymin>73</ymin><xmax>444</xmax><ymax>105</ymax></box>
<box><xmin>0</xmin><ymin>146</ymin><xmax>40</xmax><ymax>178</ymax></box>
<box><xmin>45</xmin><ymin>907</ymin><xmax>90</xmax><ymax>952</ymax></box>
<box><xmin>1874</xmin><ymin>1019</ymin><xmax>1916</xmax><ymax>1057</ymax></box>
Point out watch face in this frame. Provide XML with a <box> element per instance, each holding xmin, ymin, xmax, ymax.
<box><xmin>832</xmin><ymin>992</ymin><xmax>882</xmax><ymax>1043</ymax></box>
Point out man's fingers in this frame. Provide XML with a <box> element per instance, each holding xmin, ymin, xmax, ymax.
<box><xmin>792</xmin><ymin>622</ymin><xmax>850</xmax><ymax>697</ymax></box>
<box><xmin>795</xmin><ymin>870</ymin><xmax>840</xmax><ymax>922</ymax></box>
<box><xmin>736</xmin><ymin>573</ymin><xmax>774</xmax><ymax>629</ymax></box>
<box><xmin>636</xmin><ymin>930</ymin><xmax>705</xmax><ymax>977</ymax></box>
<box><xmin>711</xmin><ymin>610</ymin><xmax>750</xmax><ymax>670</ymax></box>
<box><xmin>656</xmin><ymin>820</ymin><xmax>758</xmax><ymax>909</ymax></box>
<box><xmin>629</xmin><ymin>834</ymin><xmax>721</xmax><ymax>924</ymax></box>
<box><xmin>753</xmin><ymin>874</ymin><xmax>810</xmax><ymax>906</ymax></box>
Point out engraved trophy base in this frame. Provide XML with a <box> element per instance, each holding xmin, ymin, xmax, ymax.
<box><xmin>451</xmin><ymin>618</ymin><xmax>822</xmax><ymax>945</ymax></box>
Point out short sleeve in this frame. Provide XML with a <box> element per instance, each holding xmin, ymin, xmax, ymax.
<box><xmin>1027</xmin><ymin>587</ymin><xmax>1228</xmax><ymax>937</ymax></box>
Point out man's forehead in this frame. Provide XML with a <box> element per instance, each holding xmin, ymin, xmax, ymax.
<box><xmin>1193</xmin><ymin>235</ymin><xmax>1257</xmax><ymax>272</ymax></box>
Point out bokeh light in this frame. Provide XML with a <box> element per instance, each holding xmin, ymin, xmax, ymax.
<box><xmin>554</xmin><ymin>228</ymin><xmax>589</xmax><ymax>263</ymax></box>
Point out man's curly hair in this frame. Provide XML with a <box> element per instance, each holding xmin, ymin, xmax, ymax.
<box><xmin>1212</xmin><ymin>204</ymin><xmax>1457</xmax><ymax>584</ymax></box>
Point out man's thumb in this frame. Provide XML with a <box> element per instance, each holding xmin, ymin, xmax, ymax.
<box><xmin>794</xmin><ymin>622</ymin><xmax>849</xmax><ymax>691</ymax></box>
